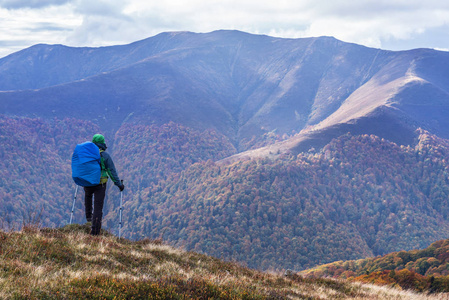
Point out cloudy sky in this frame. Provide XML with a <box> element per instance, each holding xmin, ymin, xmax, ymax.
<box><xmin>1</xmin><ymin>0</ymin><xmax>449</xmax><ymax>58</ymax></box>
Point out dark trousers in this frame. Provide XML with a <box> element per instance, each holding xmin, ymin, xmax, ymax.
<box><xmin>84</xmin><ymin>183</ymin><xmax>107</xmax><ymax>235</ymax></box>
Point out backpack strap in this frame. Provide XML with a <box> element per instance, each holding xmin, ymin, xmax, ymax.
<box><xmin>99</xmin><ymin>150</ymin><xmax>106</xmax><ymax>170</ymax></box>
<box><xmin>99</xmin><ymin>150</ymin><xmax>108</xmax><ymax>184</ymax></box>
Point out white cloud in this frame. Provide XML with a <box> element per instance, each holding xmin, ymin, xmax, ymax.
<box><xmin>1</xmin><ymin>0</ymin><xmax>449</xmax><ymax>58</ymax></box>
<box><xmin>299</xmin><ymin>1</ymin><xmax>449</xmax><ymax>48</ymax></box>
<box><xmin>0</xmin><ymin>0</ymin><xmax>71</xmax><ymax>9</ymax></box>
<box><xmin>74</xmin><ymin>0</ymin><xmax>127</xmax><ymax>17</ymax></box>
<box><xmin>0</xmin><ymin>4</ymin><xmax>81</xmax><ymax>57</ymax></box>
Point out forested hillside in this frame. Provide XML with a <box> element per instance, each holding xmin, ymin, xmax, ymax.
<box><xmin>121</xmin><ymin>131</ymin><xmax>449</xmax><ymax>270</ymax></box>
<box><xmin>0</xmin><ymin>116</ymin><xmax>100</xmax><ymax>228</ymax></box>
<box><xmin>102</xmin><ymin>122</ymin><xmax>237</xmax><ymax>231</ymax></box>
<box><xmin>303</xmin><ymin>239</ymin><xmax>449</xmax><ymax>293</ymax></box>
<box><xmin>0</xmin><ymin>116</ymin><xmax>236</xmax><ymax>230</ymax></box>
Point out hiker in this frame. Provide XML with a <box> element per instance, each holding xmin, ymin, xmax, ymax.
<box><xmin>85</xmin><ymin>134</ymin><xmax>125</xmax><ymax>235</ymax></box>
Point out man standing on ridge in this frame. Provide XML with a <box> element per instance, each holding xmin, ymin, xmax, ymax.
<box><xmin>85</xmin><ymin>134</ymin><xmax>125</xmax><ymax>235</ymax></box>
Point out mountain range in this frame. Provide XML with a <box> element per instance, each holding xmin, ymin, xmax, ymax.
<box><xmin>1</xmin><ymin>30</ymin><xmax>449</xmax><ymax>271</ymax></box>
<box><xmin>2</xmin><ymin>30</ymin><xmax>449</xmax><ymax>152</ymax></box>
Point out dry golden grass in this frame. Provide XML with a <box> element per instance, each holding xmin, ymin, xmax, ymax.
<box><xmin>0</xmin><ymin>224</ymin><xmax>448</xmax><ymax>299</ymax></box>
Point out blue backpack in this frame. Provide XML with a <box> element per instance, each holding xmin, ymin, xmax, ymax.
<box><xmin>71</xmin><ymin>142</ymin><xmax>101</xmax><ymax>187</ymax></box>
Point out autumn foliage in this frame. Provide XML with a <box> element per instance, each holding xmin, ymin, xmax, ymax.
<box><xmin>123</xmin><ymin>131</ymin><xmax>449</xmax><ymax>270</ymax></box>
<box><xmin>0</xmin><ymin>116</ymin><xmax>100</xmax><ymax>229</ymax></box>
<box><xmin>304</xmin><ymin>239</ymin><xmax>449</xmax><ymax>292</ymax></box>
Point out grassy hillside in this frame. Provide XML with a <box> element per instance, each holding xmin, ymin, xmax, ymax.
<box><xmin>0</xmin><ymin>225</ymin><xmax>445</xmax><ymax>299</ymax></box>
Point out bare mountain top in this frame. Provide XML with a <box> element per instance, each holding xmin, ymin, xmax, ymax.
<box><xmin>1</xmin><ymin>30</ymin><xmax>448</xmax><ymax>153</ymax></box>
<box><xmin>219</xmin><ymin>46</ymin><xmax>449</xmax><ymax>161</ymax></box>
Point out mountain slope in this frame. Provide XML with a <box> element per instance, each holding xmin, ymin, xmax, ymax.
<box><xmin>0</xmin><ymin>31</ymin><xmax>203</xmax><ymax>91</ymax></box>
<box><xmin>221</xmin><ymin>47</ymin><xmax>449</xmax><ymax>161</ymax></box>
<box><xmin>120</xmin><ymin>130</ymin><xmax>449</xmax><ymax>271</ymax></box>
<box><xmin>0</xmin><ymin>116</ymin><xmax>100</xmax><ymax>228</ymax></box>
<box><xmin>2</xmin><ymin>31</ymin><xmax>449</xmax><ymax>151</ymax></box>
<box><xmin>0</xmin><ymin>115</ymin><xmax>235</xmax><ymax>230</ymax></box>
<box><xmin>303</xmin><ymin>238</ymin><xmax>449</xmax><ymax>293</ymax></box>
<box><xmin>1</xmin><ymin>224</ymin><xmax>435</xmax><ymax>300</ymax></box>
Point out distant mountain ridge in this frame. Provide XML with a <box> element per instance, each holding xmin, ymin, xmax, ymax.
<box><xmin>2</xmin><ymin>30</ymin><xmax>449</xmax><ymax>152</ymax></box>
<box><xmin>0</xmin><ymin>31</ymin><xmax>200</xmax><ymax>90</ymax></box>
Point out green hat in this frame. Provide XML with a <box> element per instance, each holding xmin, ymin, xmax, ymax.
<box><xmin>92</xmin><ymin>134</ymin><xmax>105</xmax><ymax>144</ymax></box>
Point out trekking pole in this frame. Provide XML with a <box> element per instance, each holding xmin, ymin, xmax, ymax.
<box><xmin>119</xmin><ymin>180</ymin><xmax>124</xmax><ymax>239</ymax></box>
<box><xmin>70</xmin><ymin>185</ymin><xmax>78</xmax><ymax>224</ymax></box>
